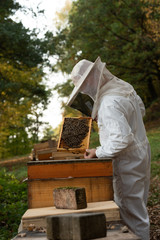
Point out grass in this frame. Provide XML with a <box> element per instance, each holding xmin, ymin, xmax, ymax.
<box><xmin>147</xmin><ymin>127</ymin><xmax>160</xmax><ymax>160</ymax></box>
<box><xmin>147</xmin><ymin>127</ymin><xmax>160</xmax><ymax>178</ymax></box>
<box><xmin>7</xmin><ymin>165</ymin><xmax>28</xmax><ymax>181</ymax></box>
<box><xmin>146</xmin><ymin>127</ymin><xmax>160</xmax><ymax>209</ymax></box>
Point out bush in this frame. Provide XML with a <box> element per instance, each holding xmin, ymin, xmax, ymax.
<box><xmin>0</xmin><ymin>169</ymin><xmax>28</xmax><ymax>240</ymax></box>
<box><xmin>144</xmin><ymin>98</ymin><xmax>160</xmax><ymax>122</ymax></box>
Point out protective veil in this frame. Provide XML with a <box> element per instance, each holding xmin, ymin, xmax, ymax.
<box><xmin>67</xmin><ymin>57</ymin><xmax>151</xmax><ymax>240</ymax></box>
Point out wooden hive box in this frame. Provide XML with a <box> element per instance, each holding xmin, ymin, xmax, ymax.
<box><xmin>51</xmin><ymin>151</ymin><xmax>84</xmax><ymax>160</ymax></box>
<box><xmin>27</xmin><ymin>158</ymin><xmax>113</xmax><ymax>208</ymax></box>
<box><xmin>57</xmin><ymin>117</ymin><xmax>92</xmax><ymax>153</ymax></box>
<box><xmin>32</xmin><ymin>140</ymin><xmax>57</xmax><ymax>161</ymax></box>
<box><xmin>37</xmin><ymin>148</ymin><xmax>54</xmax><ymax>160</ymax></box>
<box><xmin>37</xmin><ymin>149</ymin><xmax>84</xmax><ymax>161</ymax></box>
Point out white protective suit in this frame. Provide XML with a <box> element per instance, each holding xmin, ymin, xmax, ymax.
<box><xmin>68</xmin><ymin>57</ymin><xmax>151</xmax><ymax>240</ymax></box>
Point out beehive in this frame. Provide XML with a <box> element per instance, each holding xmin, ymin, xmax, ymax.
<box><xmin>57</xmin><ymin>117</ymin><xmax>92</xmax><ymax>153</ymax></box>
<box><xmin>27</xmin><ymin>158</ymin><xmax>113</xmax><ymax>208</ymax></box>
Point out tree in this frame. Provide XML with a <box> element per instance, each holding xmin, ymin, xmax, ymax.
<box><xmin>53</xmin><ymin>0</ymin><xmax>160</xmax><ymax>106</ymax></box>
<box><xmin>0</xmin><ymin>0</ymin><xmax>54</xmax><ymax>158</ymax></box>
<box><xmin>40</xmin><ymin>126</ymin><xmax>55</xmax><ymax>142</ymax></box>
<box><xmin>54</xmin><ymin>0</ymin><xmax>72</xmax><ymax>30</ymax></box>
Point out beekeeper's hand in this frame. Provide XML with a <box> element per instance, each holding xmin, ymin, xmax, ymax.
<box><xmin>84</xmin><ymin>149</ymin><xmax>97</xmax><ymax>159</ymax></box>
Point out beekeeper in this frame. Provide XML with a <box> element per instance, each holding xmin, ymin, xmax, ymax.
<box><xmin>67</xmin><ymin>57</ymin><xmax>151</xmax><ymax>240</ymax></box>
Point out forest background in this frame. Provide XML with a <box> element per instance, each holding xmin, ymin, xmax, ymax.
<box><xmin>0</xmin><ymin>0</ymin><xmax>160</xmax><ymax>159</ymax></box>
<box><xmin>0</xmin><ymin>0</ymin><xmax>160</xmax><ymax>239</ymax></box>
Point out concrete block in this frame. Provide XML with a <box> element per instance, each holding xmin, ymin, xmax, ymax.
<box><xmin>53</xmin><ymin>187</ymin><xmax>87</xmax><ymax>210</ymax></box>
<box><xmin>46</xmin><ymin>212</ymin><xmax>107</xmax><ymax>240</ymax></box>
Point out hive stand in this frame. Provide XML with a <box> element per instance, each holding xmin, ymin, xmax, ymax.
<box><xmin>16</xmin><ymin>156</ymin><xmax>141</xmax><ymax>239</ymax></box>
<box><xmin>13</xmin><ymin>223</ymin><xmax>141</xmax><ymax>240</ymax></box>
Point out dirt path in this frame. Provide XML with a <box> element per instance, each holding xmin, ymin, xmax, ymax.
<box><xmin>148</xmin><ymin>176</ymin><xmax>160</xmax><ymax>240</ymax></box>
<box><xmin>0</xmin><ymin>155</ymin><xmax>30</xmax><ymax>167</ymax></box>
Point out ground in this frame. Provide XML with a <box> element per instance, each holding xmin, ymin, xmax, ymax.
<box><xmin>146</xmin><ymin>118</ymin><xmax>160</xmax><ymax>240</ymax></box>
<box><xmin>148</xmin><ymin>177</ymin><xmax>160</xmax><ymax>240</ymax></box>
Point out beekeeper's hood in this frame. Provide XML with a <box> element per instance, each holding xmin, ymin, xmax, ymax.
<box><xmin>67</xmin><ymin>56</ymin><xmax>134</xmax><ymax>119</ymax></box>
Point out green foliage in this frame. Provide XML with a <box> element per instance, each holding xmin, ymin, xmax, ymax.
<box><xmin>54</xmin><ymin>79</ymin><xmax>73</xmax><ymax>98</ymax></box>
<box><xmin>53</xmin><ymin>0</ymin><xmax>160</xmax><ymax>107</ymax></box>
<box><xmin>41</xmin><ymin>125</ymin><xmax>55</xmax><ymax>142</ymax></box>
<box><xmin>144</xmin><ymin>98</ymin><xmax>160</xmax><ymax>122</ymax></box>
<box><xmin>0</xmin><ymin>0</ymin><xmax>54</xmax><ymax>158</ymax></box>
<box><xmin>51</xmin><ymin>124</ymin><xmax>62</xmax><ymax>141</ymax></box>
<box><xmin>0</xmin><ymin>168</ymin><xmax>28</xmax><ymax>240</ymax></box>
<box><xmin>89</xmin><ymin>130</ymin><xmax>100</xmax><ymax>148</ymax></box>
<box><xmin>6</xmin><ymin>165</ymin><xmax>28</xmax><ymax>181</ymax></box>
<box><xmin>147</xmin><ymin>127</ymin><xmax>160</xmax><ymax>162</ymax></box>
<box><xmin>0</xmin><ymin>0</ymin><xmax>20</xmax><ymax>19</ymax></box>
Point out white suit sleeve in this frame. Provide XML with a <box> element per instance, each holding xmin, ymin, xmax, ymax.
<box><xmin>136</xmin><ymin>94</ymin><xmax>145</xmax><ymax>117</ymax></box>
<box><xmin>96</xmin><ymin>105</ymin><xmax>134</xmax><ymax>158</ymax></box>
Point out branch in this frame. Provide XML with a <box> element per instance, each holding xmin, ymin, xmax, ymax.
<box><xmin>110</xmin><ymin>10</ymin><xmax>136</xmax><ymax>34</ymax></box>
<box><xmin>104</xmin><ymin>26</ymin><xmax>133</xmax><ymax>43</ymax></box>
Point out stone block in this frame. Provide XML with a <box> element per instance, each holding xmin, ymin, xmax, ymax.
<box><xmin>53</xmin><ymin>187</ymin><xmax>87</xmax><ymax>209</ymax></box>
<box><xmin>46</xmin><ymin>213</ymin><xmax>106</xmax><ymax>240</ymax></box>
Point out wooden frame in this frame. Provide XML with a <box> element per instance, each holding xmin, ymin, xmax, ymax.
<box><xmin>57</xmin><ymin>117</ymin><xmax>92</xmax><ymax>153</ymax></box>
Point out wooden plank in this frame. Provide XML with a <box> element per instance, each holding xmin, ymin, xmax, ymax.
<box><xmin>37</xmin><ymin>148</ymin><xmax>56</xmax><ymax>154</ymax></box>
<box><xmin>37</xmin><ymin>153</ymin><xmax>52</xmax><ymax>160</ymax></box>
<box><xmin>37</xmin><ymin>148</ymin><xmax>54</xmax><ymax>160</ymax></box>
<box><xmin>34</xmin><ymin>142</ymin><xmax>50</xmax><ymax>151</ymax></box>
<box><xmin>22</xmin><ymin>201</ymin><xmax>120</xmax><ymax>230</ymax></box>
<box><xmin>52</xmin><ymin>152</ymin><xmax>84</xmax><ymax>160</ymax></box>
<box><xmin>28</xmin><ymin>177</ymin><xmax>113</xmax><ymax>208</ymax></box>
<box><xmin>37</xmin><ymin>150</ymin><xmax>84</xmax><ymax>161</ymax></box>
<box><xmin>27</xmin><ymin>159</ymin><xmax>113</xmax><ymax>180</ymax></box>
<box><xmin>34</xmin><ymin>140</ymin><xmax>57</xmax><ymax>151</ymax></box>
